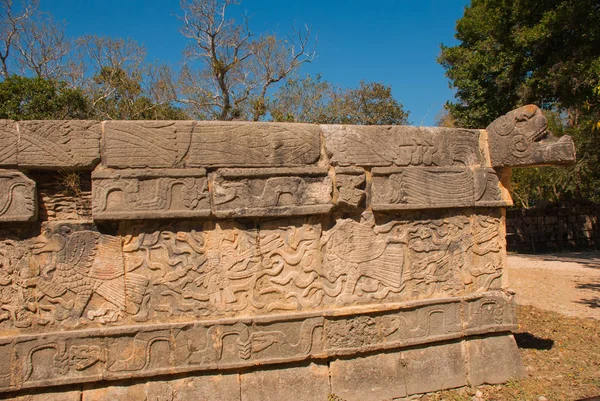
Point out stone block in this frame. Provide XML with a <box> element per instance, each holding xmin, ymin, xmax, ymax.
<box><xmin>188</xmin><ymin>121</ymin><xmax>321</xmax><ymax>167</ymax></box>
<box><xmin>467</xmin><ymin>334</ymin><xmax>526</xmax><ymax>385</ymax></box>
<box><xmin>11</xmin><ymin>389</ymin><xmax>82</xmax><ymax>401</ymax></box>
<box><xmin>322</xmin><ymin>124</ymin><xmax>483</xmax><ymax>167</ymax></box>
<box><xmin>330</xmin><ymin>352</ymin><xmax>408</xmax><ymax>401</ymax></box>
<box><xmin>82</xmin><ymin>382</ymin><xmax>147</xmax><ymax>401</ymax></box>
<box><xmin>334</xmin><ymin>167</ymin><xmax>366</xmax><ymax>210</ymax></box>
<box><xmin>169</xmin><ymin>375</ymin><xmax>241</xmax><ymax>401</ymax></box>
<box><xmin>211</xmin><ymin>167</ymin><xmax>332</xmax><ymax>218</ymax></box>
<box><xmin>240</xmin><ymin>363</ymin><xmax>329</xmax><ymax>401</ymax></box>
<box><xmin>92</xmin><ymin>168</ymin><xmax>210</xmax><ymax>220</ymax></box>
<box><xmin>0</xmin><ymin>119</ymin><xmax>18</xmax><ymax>165</ymax></box>
<box><xmin>402</xmin><ymin>341</ymin><xmax>467</xmax><ymax>395</ymax></box>
<box><xmin>103</xmin><ymin>121</ymin><xmax>194</xmax><ymax>168</ymax></box>
<box><xmin>17</xmin><ymin>120</ymin><xmax>101</xmax><ymax>169</ymax></box>
<box><xmin>0</xmin><ymin>169</ymin><xmax>36</xmax><ymax>221</ymax></box>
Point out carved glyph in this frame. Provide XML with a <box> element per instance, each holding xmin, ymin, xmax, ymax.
<box><xmin>0</xmin><ymin>120</ymin><xmax>18</xmax><ymax>166</ymax></box>
<box><xmin>0</xmin><ymin>170</ymin><xmax>36</xmax><ymax>221</ymax></box>
<box><xmin>211</xmin><ymin>168</ymin><xmax>332</xmax><ymax>217</ymax></box>
<box><xmin>92</xmin><ymin>168</ymin><xmax>210</xmax><ymax>220</ymax></box>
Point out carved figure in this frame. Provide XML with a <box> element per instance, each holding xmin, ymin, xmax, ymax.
<box><xmin>30</xmin><ymin>227</ymin><xmax>148</xmax><ymax>325</ymax></box>
<box><xmin>487</xmin><ymin>104</ymin><xmax>576</xmax><ymax>167</ymax></box>
<box><xmin>213</xmin><ymin>176</ymin><xmax>306</xmax><ymax>207</ymax></box>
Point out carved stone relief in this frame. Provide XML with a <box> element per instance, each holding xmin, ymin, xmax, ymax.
<box><xmin>0</xmin><ymin>120</ymin><xmax>18</xmax><ymax>166</ymax></box>
<box><xmin>0</xmin><ymin>170</ymin><xmax>36</xmax><ymax>221</ymax></box>
<box><xmin>487</xmin><ymin>104</ymin><xmax>576</xmax><ymax>167</ymax></box>
<box><xmin>211</xmin><ymin>168</ymin><xmax>332</xmax><ymax>218</ymax></box>
<box><xmin>17</xmin><ymin>120</ymin><xmax>101</xmax><ymax>169</ymax></box>
<box><xmin>92</xmin><ymin>168</ymin><xmax>210</xmax><ymax>220</ymax></box>
<box><xmin>0</xmin><ymin>291</ymin><xmax>515</xmax><ymax>392</ymax></box>
<box><xmin>322</xmin><ymin>125</ymin><xmax>483</xmax><ymax>167</ymax></box>
<box><xmin>334</xmin><ymin>167</ymin><xmax>366</xmax><ymax>210</ymax></box>
<box><xmin>371</xmin><ymin>167</ymin><xmax>508</xmax><ymax>211</ymax></box>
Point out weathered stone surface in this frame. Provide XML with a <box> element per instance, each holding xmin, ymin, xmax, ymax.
<box><xmin>169</xmin><ymin>375</ymin><xmax>241</xmax><ymax>401</ymax></box>
<box><xmin>334</xmin><ymin>167</ymin><xmax>366</xmax><ymax>210</ymax></box>
<box><xmin>330</xmin><ymin>352</ymin><xmax>408</xmax><ymax>400</ymax></box>
<box><xmin>188</xmin><ymin>121</ymin><xmax>321</xmax><ymax>167</ymax></box>
<box><xmin>322</xmin><ymin>125</ymin><xmax>483</xmax><ymax>167</ymax></box>
<box><xmin>211</xmin><ymin>167</ymin><xmax>332</xmax><ymax>217</ymax></box>
<box><xmin>103</xmin><ymin>121</ymin><xmax>194</xmax><ymax>168</ymax></box>
<box><xmin>2</xmin><ymin>107</ymin><xmax>571</xmax><ymax>398</ymax></box>
<box><xmin>17</xmin><ymin>120</ymin><xmax>101</xmax><ymax>168</ymax></box>
<box><xmin>487</xmin><ymin>104</ymin><xmax>576</xmax><ymax>167</ymax></box>
<box><xmin>467</xmin><ymin>334</ymin><xmax>527</xmax><ymax>385</ymax></box>
<box><xmin>0</xmin><ymin>119</ymin><xmax>18</xmax><ymax>166</ymax></box>
<box><xmin>0</xmin><ymin>170</ymin><xmax>36</xmax><ymax>221</ymax></box>
<box><xmin>371</xmin><ymin>167</ymin><xmax>508</xmax><ymax>211</ymax></box>
<box><xmin>240</xmin><ymin>363</ymin><xmax>329</xmax><ymax>401</ymax></box>
<box><xmin>403</xmin><ymin>341</ymin><xmax>467</xmax><ymax>395</ymax></box>
<box><xmin>92</xmin><ymin>168</ymin><xmax>210</xmax><ymax>220</ymax></box>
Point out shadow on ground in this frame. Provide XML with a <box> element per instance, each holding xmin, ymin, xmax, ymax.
<box><xmin>514</xmin><ymin>332</ymin><xmax>554</xmax><ymax>350</ymax></box>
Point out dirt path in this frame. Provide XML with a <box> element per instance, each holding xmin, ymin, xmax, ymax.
<box><xmin>507</xmin><ymin>252</ymin><xmax>600</xmax><ymax>320</ymax></box>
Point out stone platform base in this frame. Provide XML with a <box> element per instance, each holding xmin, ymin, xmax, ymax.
<box><xmin>5</xmin><ymin>334</ymin><xmax>524</xmax><ymax>401</ymax></box>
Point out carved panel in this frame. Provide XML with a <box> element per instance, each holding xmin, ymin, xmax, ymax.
<box><xmin>0</xmin><ymin>170</ymin><xmax>36</xmax><ymax>221</ymax></box>
<box><xmin>103</xmin><ymin>121</ymin><xmax>194</xmax><ymax>168</ymax></box>
<box><xmin>371</xmin><ymin>167</ymin><xmax>507</xmax><ymax>210</ymax></box>
<box><xmin>188</xmin><ymin>122</ymin><xmax>321</xmax><ymax>167</ymax></box>
<box><xmin>211</xmin><ymin>168</ymin><xmax>332</xmax><ymax>218</ymax></box>
<box><xmin>0</xmin><ymin>291</ymin><xmax>515</xmax><ymax>392</ymax></box>
<box><xmin>334</xmin><ymin>167</ymin><xmax>366</xmax><ymax>210</ymax></box>
<box><xmin>322</xmin><ymin>125</ymin><xmax>483</xmax><ymax>167</ymax></box>
<box><xmin>92</xmin><ymin>168</ymin><xmax>210</xmax><ymax>220</ymax></box>
<box><xmin>0</xmin><ymin>120</ymin><xmax>18</xmax><ymax>166</ymax></box>
<box><xmin>17</xmin><ymin>120</ymin><xmax>101</xmax><ymax>169</ymax></box>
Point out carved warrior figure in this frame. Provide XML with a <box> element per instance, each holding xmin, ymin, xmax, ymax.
<box><xmin>29</xmin><ymin>227</ymin><xmax>148</xmax><ymax>325</ymax></box>
<box><xmin>487</xmin><ymin>104</ymin><xmax>575</xmax><ymax>167</ymax></box>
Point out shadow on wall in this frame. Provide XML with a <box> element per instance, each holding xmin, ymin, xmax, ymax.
<box><xmin>506</xmin><ymin>202</ymin><xmax>600</xmax><ymax>253</ymax></box>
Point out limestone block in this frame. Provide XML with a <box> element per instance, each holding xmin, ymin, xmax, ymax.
<box><xmin>92</xmin><ymin>168</ymin><xmax>210</xmax><ymax>220</ymax></box>
<box><xmin>211</xmin><ymin>167</ymin><xmax>332</xmax><ymax>218</ymax></box>
<box><xmin>240</xmin><ymin>363</ymin><xmax>329</xmax><ymax>401</ymax></box>
<box><xmin>188</xmin><ymin>121</ymin><xmax>321</xmax><ymax>167</ymax></box>
<box><xmin>467</xmin><ymin>334</ymin><xmax>526</xmax><ymax>385</ymax></box>
<box><xmin>103</xmin><ymin>121</ymin><xmax>194</xmax><ymax>168</ymax></box>
<box><xmin>334</xmin><ymin>167</ymin><xmax>366</xmax><ymax>210</ymax></box>
<box><xmin>487</xmin><ymin>105</ymin><xmax>576</xmax><ymax>167</ymax></box>
<box><xmin>402</xmin><ymin>341</ymin><xmax>467</xmax><ymax>395</ymax></box>
<box><xmin>0</xmin><ymin>170</ymin><xmax>36</xmax><ymax>221</ymax></box>
<box><xmin>17</xmin><ymin>120</ymin><xmax>101</xmax><ymax>168</ymax></box>
<box><xmin>371</xmin><ymin>167</ymin><xmax>508</xmax><ymax>211</ymax></box>
<box><xmin>11</xmin><ymin>389</ymin><xmax>82</xmax><ymax>401</ymax></box>
<box><xmin>82</xmin><ymin>382</ymin><xmax>147</xmax><ymax>401</ymax></box>
<box><xmin>0</xmin><ymin>119</ymin><xmax>18</xmax><ymax>165</ymax></box>
<box><xmin>322</xmin><ymin>125</ymin><xmax>483</xmax><ymax>167</ymax></box>
<box><xmin>169</xmin><ymin>375</ymin><xmax>241</xmax><ymax>401</ymax></box>
<box><xmin>464</xmin><ymin>292</ymin><xmax>518</xmax><ymax>335</ymax></box>
<box><xmin>330</xmin><ymin>352</ymin><xmax>408</xmax><ymax>401</ymax></box>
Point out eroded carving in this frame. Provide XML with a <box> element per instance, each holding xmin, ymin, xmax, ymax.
<box><xmin>17</xmin><ymin>120</ymin><xmax>101</xmax><ymax>168</ymax></box>
<box><xmin>334</xmin><ymin>167</ymin><xmax>366</xmax><ymax>210</ymax></box>
<box><xmin>211</xmin><ymin>168</ymin><xmax>332</xmax><ymax>217</ymax></box>
<box><xmin>0</xmin><ymin>120</ymin><xmax>18</xmax><ymax>166</ymax></box>
<box><xmin>487</xmin><ymin>104</ymin><xmax>576</xmax><ymax>167</ymax></box>
<box><xmin>92</xmin><ymin>168</ymin><xmax>210</xmax><ymax>220</ymax></box>
<box><xmin>322</xmin><ymin>125</ymin><xmax>482</xmax><ymax>167</ymax></box>
<box><xmin>0</xmin><ymin>170</ymin><xmax>36</xmax><ymax>221</ymax></box>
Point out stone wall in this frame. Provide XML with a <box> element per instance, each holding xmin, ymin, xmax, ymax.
<box><xmin>506</xmin><ymin>204</ymin><xmax>600</xmax><ymax>253</ymax></box>
<box><xmin>0</xmin><ymin>105</ymin><xmax>575</xmax><ymax>400</ymax></box>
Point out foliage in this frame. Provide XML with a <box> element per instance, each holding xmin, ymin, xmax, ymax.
<box><xmin>439</xmin><ymin>0</ymin><xmax>600</xmax><ymax>206</ymax></box>
<box><xmin>0</xmin><ymin>74</ymin><xmax>89</xmax><ymax>120</ymax></box>
<box><xmin>270</xmin><ymin>74</ymin><xmax>409</xmax><ymax>125</ymax></box>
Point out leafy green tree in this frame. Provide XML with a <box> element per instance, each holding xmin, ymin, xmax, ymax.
<box><xmin>439</xmin><ymin>0</ymin><xmax>600</xmax><ymax>205</ymax></box>
<box><xmin>0</xmin><ymin>74</ymin><xmax>89</xmax><ymax>119</ymax></box>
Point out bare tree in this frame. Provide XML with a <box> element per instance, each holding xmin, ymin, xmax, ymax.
<box><xmin>178</xmin><ymin>0</ymin><xmax>315</xmax><ymax>120</ymax></box>
<box><xmin>14</xmin><ymin>11</ymin><xmax>70</xmax><ymax>79</ymax></box>
<box><xmin>0</xmin><ymin>0</ymin><xmax>37</xmax><ymax>78</ymax></box>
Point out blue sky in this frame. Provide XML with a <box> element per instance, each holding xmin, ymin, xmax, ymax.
<box><xmin>42</xmin><ymin>0</ymin><xmax>470</xmax><ymax>126</ymax></box>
